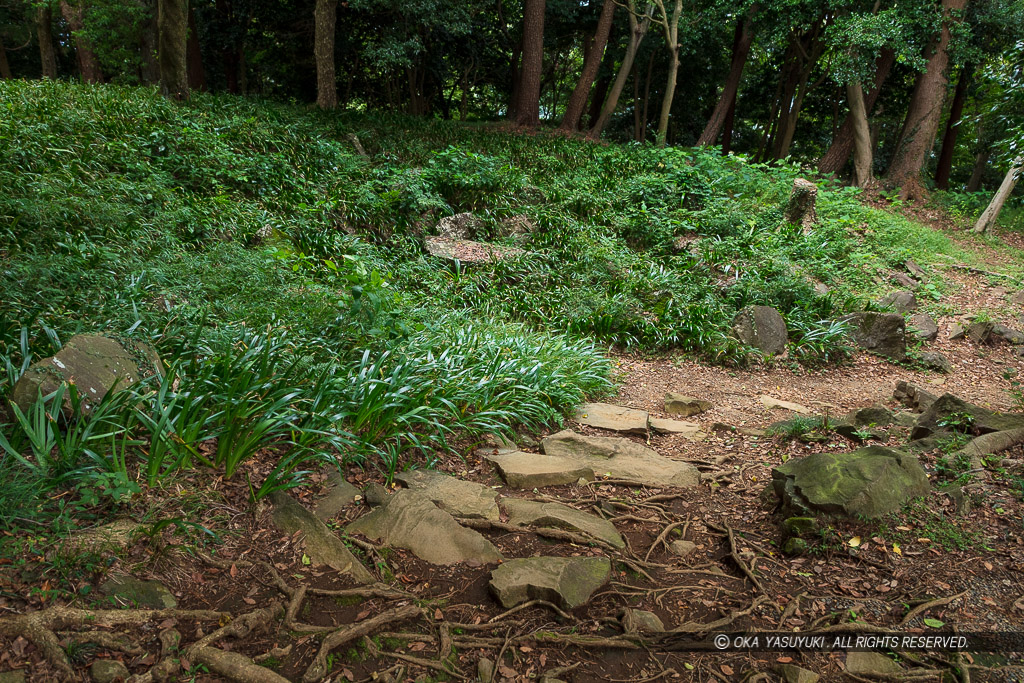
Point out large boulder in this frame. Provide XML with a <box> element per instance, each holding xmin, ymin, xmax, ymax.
<box><xmin>771</xmin><ymin>446</ymin><xmax>929</xmax><ymax>518</ymax></box>
<box><xmin>910</xmin><ymin>393</ymin><xmax>1024</xmax><ymax>440</ymax></box>
<box><xmin>10</xmin><ymin>334</ymin><xmax>161</xmax><ymax>414</ymax></box>
<box><xmin>732</xmin><ymin>306</ymin><xmax>788</xmax><ymax>355</ymax></box>
<box><xmin>489</xmin><ymin>556</ymin><xmax>611</xmax><ymax>609</ymax></box>
<box><xmin>842</xmin><ymin>312</ymin><xmax>906</xmax><ymax>360</ymax></box>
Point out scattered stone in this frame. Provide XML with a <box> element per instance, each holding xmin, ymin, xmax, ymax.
<box><xmin>313</xmin><ymin>468</ymin><xmax>360</xmax><ymax>520</ymax></box>
<box><xmin>424</xmin><ymin>236</ymin><xmax>525</xmax><ymax>264</ymax></box>
<box><xmin>477</xmin><ymin>658</ymin><xmax>495</xmax><ymax>683</ymax></box>
<box><xmin>647</xmin><ymin>417</ymin><xmax>705</xmax><ymax>440</ymax></box>
<box><xmin>270</xmin><ymin>491</ymin><xmax>375</xmax><ymax>582</ymax></box>
<box><xmin>669</xmin><ymin>540</ymin><xmax>697</xmax><ymax>557</ymax></box>
<box><xmin>910</xmin><ymin>393</ymin><xmax>1024</xmax><ymax>440</ymax></box>
<box><xmin>908</xmin><ymin>313</ymin><xmax>938</xmax><ymax>342</ymax></box>
<box><xmin>783</xmin><ymin>178</ymin><xmax>818</xmax><ymax>230</ymax></box>
<box><xmin>905</xmin><ymin>259</ymin><xmax>926</xmax><ymax>278</ymax></box>
<box><xmin>893</xmin><ymin>411</ymin><xmax>918</xmax><ymax>427</ymax></box>
<box><xmin>664</xmin><ymin>393</ymin><xmax>712</xmax><ymax>417</ymax></box>
<box><xmin>994</xmin><ymin>323</ymin><xmax>1024</xmax><ymax>345</ymax></box>
<box><xmin>489</xmin><ymin>557</ymin><xmax>611</xmax><ymax>609</ymax></box>
<box><xmin>832</xmin><ymin>422</ymin><xmax>885</xmax><ymax>443</ymax></box>
<box><xmin>0</xmin><ymin>672</ymin><xmax>26</xmax><ymax>683</ymax></box>
<box><xmin>963</xmin><ymin>320</ymin><xmax>1023</xmax><ymax>345</ymax></box>
<box><xmin>394</xmin><ymin>469</ymin><xmax>500</xmax><ymax>521</ymax></box>
<box><xmin>846</xmin><ymin>404</ymin><xmax>893</xmax><ymax>427</ymax></box>
<box><xmin>949</xmin><ymin>323</ymin><xmax>966</xmax><ymax>340</ymax></box>
<box><xmin>813</xmin><ymin>281</ymin><xmax>829</xmax><ymax>296</ymax></box>
<box><xmin>574</xmin><ymin>402</ymin><xmax>648</xmax><ymax>434</ymax></box>
<box><xmin>496</xmin><ymin>214</ymin><xmax>535</xmax><ymax>238</ymax></box>
<box><xmin>760</xmin><ymin>396</ymin><xmax>812</xmax><ymax>414</ymax></box>
<box><xmin>892</xmin><ymin>272</ymin><xmax>920</xmax><ymax>289</ymax></box>
<box><xmin>879</xmin><ymin>290</ymin><xmax>918</xmax><ymax>314</ymax></box>
<box><xmin>920</xmin><ymin>351</ymin><xmax>952</xmax><ymax>373</ymax></box>
<box><xmin>842</xmin><ymin>312</ymin><xmax>906</xmax><ymax>361</ymax></box>
<box><xmin>436</xmin><ymin>212</ymin><xmax>483</xmax><ymax>240</ymax></box>
<box><xmin>486</xmin><ymin>451</ymin><xmax>595</xmax><ymax>488</ymax></box>
<box><xmin>845</xmin><ymin>652</ymin><xmax>902</xmax><ymax>676</ymax></box>
<box><xmin>967</xmin><ymin>321</ymin><xmax>993</xmax><ymax>344</ymax></box>
<box><xmin>10</xmin><ymin>334</ymin><xmax>162</xmax><ymax>415</ymax></box>
<box><xmin>66</xmin><ymin>520</ymin><xmax>143</xmax><ymax>552</ymax></box>
<box><xmin>541</xmin><ymin>430</ymin><xmax>699</xmax><ymax>488</ymax></box>
<box><xmin>782</xmin><ymin>516</ymin><xmax>818</xmax><ymax>538</ymax></box>
<box><xmin>347</xmin><ymin>489</ymin><xmax>502</xmax><ymax>566</ymax></box>
<box><xmin>782</xmin><ymin>538</ymin><xmax>808</xmax><ymax>555</ymax></box>
<box><xmin>738</xmin><ymin>426</ymin><xmax>767</xmax><ymax>437</ymax></box>
<box><xmin>621</xmin><ymin>608</ymin><xmax>665</xmax><ymax>633</ymax></box>
<box><xmin>771</xmin><ymin>446</ymin><xmax>930</xmax><ymax>518</ymax></box>
<box><xmin>733</xmin><ymin>306</ymin><xmax>788</xmax><ymax>355</ymax></box>
<box><xmin>502</xmin><ymin>498</ymin><xmax>624</xmax><ymax>548</ymax></box>
<box><xmin>90</xmin><ymin>660</ymin><xmax>130</xmax><ymax>683</ymax></box>
<box><xmin>100</xmin><ymin>575</ymin><xmax>177</xmax><ymax>609</ymax></box>
<box><xmin>893</xmin><ymin>381</ymin><xmax>938</xmax><ymax>413</ymax></box>
<box><xmin>1010</xmin><ymin>291</ymin><xmax>1024</xmax><ymax>306</ymax></box>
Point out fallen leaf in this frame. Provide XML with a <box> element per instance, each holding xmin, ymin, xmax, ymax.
<box><xmin>848</xmin><ymin>536</ymin><xmax>862</xmax><ymax>548</ymax></box>
<box><xmin>722</xmin><ymin>665</ymin><xmax>734</xmax><ymax>676</ymax></box>
<box><xmin>892</xmin><ymin>543</ymin><xmax>902</xmax><ymax>555</ymax></box>
<box><xmin>230</xmin><ymin>564</ymin><xmax>238</xmax><ymax>578</ymax></box>
<box><xmin>434</xmin><ymin>608</ymin><xmax>444</xmax><ymax>620</ymax></box>
<box><xmin>777</xmin><ymin>657</ymin><xmax>793</xmax><ymax>663</ymax></box>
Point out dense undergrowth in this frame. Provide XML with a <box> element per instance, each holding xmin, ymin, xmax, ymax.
<box><xmin>0</xmin><ymin>80</ymin><xmax>982</xmax><ymax>530</ymax></box>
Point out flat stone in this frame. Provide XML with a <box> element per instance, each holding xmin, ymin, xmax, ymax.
<box><xmin>100</xmin><ymin>575</ymin><xmax>177</xmax><ymax>609</ymax></box>
<box><xmin>313</xmin><ymin>468</ymin><xmax>360</xmax><ymax>520</ymax></box>
<box><xmin>502</xmin><ymin>498</ymin><xmax>624</xmax><ymax>548</ymax></box>
<box><xmin>879</xmin><ymin>290</ymin><xmax>918</xmax><ymax>314</ymax></box>
<box><xmin>845</xmin><ymin>652</ymin><xmax>902</xmax><ymax>676</ymax></box>
<box><xmin>669</xmin><ymin>540</ymin><xmax>697</xmax><ymax>557</ymax></box>
<box><xmin>270</xmin><ymin>491</ymin><xmax>374</xmax><ymax>582</ymax></box>
<box><xmin>648</xmin><ymin>417</ymin><xmax>706</xmax><ymax>440</ymax></box>
<box><xmin>892</xmin><ymin>272</ymin><xmax>919</xmax><ymax>289</ymax></box>
<box><xmin>574</xmin><ymin>403</ymin><xmax>648</xmax><ymax>434</ymax></box>
<box><xmin>909</xmin><ymin>313</ymin><xmax>938</xmax><ymax>341</ymax></box>
<box><xmin>541</xmin><ymin>430</ymin><xmax>699</xmax><ymax>488</ymax></box>
<box><xmin>477</xmin><ymin>658</ymin><xmax>495</xmax><ymax>683</ymax></box>
<box><xmin>621</xmin><ymin>608</ymin><xmax>665</xmax><ymax>633</ymax></box>
<box><xmin>394</xmin><ymin>469</ymin><xmax>500</xmax><ymax>521</ymax></box>
<box><xmin>843</xmin><ymin>312</ymin><xmax>906</xmax><ymax>361</ymax></box>
<box><xmin>760</xmin><ymin>396</ymin><xmax>812</xmax><ymax>414</ymax></box>
<box><xmin>424</xmin><ymin>236</ymin><xmax>525</xmax><ymax>264</ymax></box>
<box><xmin>733</xmin><ymin>305</ymin><xmax>788</xmax><ymax>355</ymax></box>
<box><xmin>664</xmin><ymin>393</ymin><xmax>712</xmax><ymax>417</ymax></box>
<box><xmin>90</xmin><ymin>660</ymin><xmax>129</xmax><ymax>683</ymax></box>
<box><xmin>486</xmin><ymin>451</ymin><xmax>595</xmax><ymax>488</ymax></box>
<box><xmin>905</xmin><ymin>259</ymin><xmax>927</xmax><ymax>278</ymax></box>
<box><xmin>347</xmin><ymin>490</ymin><xmax>502</xmax><ymax>565</ymax></box>
<box><xmin>489</xmin><ymin>557</ymin><xmax>610</xmax><ymax>609</ymax></box>
<box><xmin>779</xmin><ymin>664</ymin><xmax>819</xmax><ymax>683</ymax></box>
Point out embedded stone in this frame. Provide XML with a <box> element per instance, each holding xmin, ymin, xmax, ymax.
<box><xmin>733</xmin><ymin>306</ymin><xmax>788</xmax><ymax>355</ymax></box>
<box><xmin>842</xmin><ymin>312</ymin><xmax>906</xmax><ymax>360</ymax></box>
<box><xmin>100</xmin><ymin>575</ymin><xmax>177</xmax><ymax>609</ymax></box>
<box><xmin>621</xmin><ymin>608</ymin><xmax>665</xmax><ymax>633</ymax></box>
<box><xmin>270</xmin><ymin>491</ymin><xmax>375</xmax><ymax>582</ymax></box>
<box><xmin>664</xmin><ymin>393</ymin><xmax>712</xmax><ymax>417</ymax></box>
<box><xmin>90</xmin><ymin>660</ymin><xmax>129</xmax><ymax>683</ymax></box>
<box><xmin>879</xmin><ymin>291</ymin><xmax>918</xmax><ymax>314</ymax></box>
<box><xmin>920</xmin><ymin>351</ymin><xmax>952</xmax><ymax>374</ymax></box>
<box><xmin>313</xmin><ymin>468</ymin><xmax>360</xmax><ymax>520</ymax></box>
<box><xmin>485</xmin><ymin>451</ymin><xmax>595</xmax><ymax>489</ymax></box>
<box><xmin>669</xmin><ymin>540</ymin><xmax>697</xmax><ymax>557</ymax></box>
<box><xmin>489</xmin><ymin>557</ymin><xmax>610</xmax><ymax>609</ymax></box>
<box><xmin>541</xmin><ymin>430</ymin><xmax>698</xmax><ymax>488</ymax></box>
<box><xmin>394</xmin><ymin>469</ymin><xmax>500</xmax><ymax>520</ymax></box>
<box><xmin>908</xmin><ymin>313</ymin><xmax>938</xmax><ymax>341</ymax></box>
<box><xmin>760</xmin><ymin>396</ymin><xmax>812</xmax><ymax>414</ymax></box>
<box><xmin>574</xmin><ymin>403</ymin><xmax>648</xmax><ymax>434</ymax></box>
<box><xmin>501</xmin><ymin>498</ymin><xmax>624</xmax><ymax>548</ymax></box>
<box><xmin>845</xmin><ymin>652</ymin><xmax>902</xmax><ymax>676</ymax></box>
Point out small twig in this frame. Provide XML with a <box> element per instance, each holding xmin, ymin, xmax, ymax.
<box><xmin>644</xmin><ymin>519</ymin><xmax>688</xmax><ymax>562</ymax></box>
<box><xmin>489</xmin><ymin>599</ymin><xmax>573</xmax><ymax>623</ymax></box>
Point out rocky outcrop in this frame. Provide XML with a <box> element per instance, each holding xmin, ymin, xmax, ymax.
<box><xmin>394</xmin><ymin>469</ymin><xmax>500</xmax><ymax>521</ymax></box>
<box><xmin>436</xmin><ymin>212</ymin><xmax>484</xmax><ymax>240</ymax></box>
<box><xmin>910</xmin><ymin>393</ymin><xmax>1024</xmax><ymax>440</ymax></box>
<box><xmin>541</xmin><ymin>430</ymin><xmax>699</xmax><ymax>488</ymax></box>
<box><xmin>502</xmin><ymin>498</ymin><xmax>624</xmax><ymax>548</ymax></box>
<box><xmin>842</xmin><ymin>312</ymin><xmax>906</xmax><ymax>360</ymax></box>
<box><xmin>271</xmin><ymin>491</ymin><xmax>375</xmax><ymax>582</ymax></box>
<box><xmin>485</xmin><ymin>451</ymin><xmax>596</xmax><ymax>488</ymax></box>
<box><xmin>733</xmin><ymin>306</ymin><xmax>788</xmax><ymax>355</ymax></box>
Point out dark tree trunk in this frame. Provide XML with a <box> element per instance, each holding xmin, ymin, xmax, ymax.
<box><xmin>314</xmin><ymin>0</ymin><xmax>337</xmax><ymax>109</ymax></box>
<box><xmin>37</xmin><ymin>6</ymin><xmax>58</xmax><ymax>79</ymax></box>
<box><xmin>886</xmin><ymin>0</ymin><xmax>968</xmax><ymax>200</ymax></box>
<box><xmin>934</xmin><ymin>63</ymin><xmax>972</xmax><ymax>190</ymax></box>
<box><xmin>697</xmin><ymin>10</ymin><xmax>754</xmax><ymax>147</ymax></box>
<box><xmin>514</xmin><ymin>0</ymin><xmax>545</xmax><ymax>126</ymax></box>
<box><xmin>0</xmin><ymin>37</ymin><xmax>11</xmax><ymax>79</ymax></box>
<box><xmin>159</xmin><ymin>0</ymin><xmax>189</xmax><ymax>99</ymax></box>
<box><xmin>559</xmin><ymin>0</ymin><xmax>615</xmax><ymax>132</ymax></box>
<box><xmin>186</xmin><ymin>4</ymin><xmax>205</xmax><ymax>91</ymax></box>
<box><xmin>584</xmin><ymin>45</ymin><xmax>615</xmax><ymax>128</ymax></box>
<box><xmin>640</xmin><ymin>51</ymin><xmax>654</xmax><ymax>143</ymax></box>
<box><xmin>966</xmin><ymin>150</ymin><xmax>989</xmax><ymax>192</ymax></box>
<box><xmin>720</xmin><ymin>90</ymin><xmax>736</xmax><ymax>154</ymax></box>
<box><xmin>589</xmin><ymin>1</ymin><xmax>652</xmax><ymax>139</ymax></box>
<box><xmin>771</xmin><ymin>20</ymin><xmax>825</xmax><ymax>159</ymax></box>
<box><xmin>60</xmin><ymin>1</ymin><xmax>103</xmax><ymax>83</ymax></box>
<box><xmin>140</xmin><ymin>1</ymin><xmax>160</xmax><ymax>85</ymax></box>
<box><xmin>847</xmin><ymin>81</ymin><xmax>872</xmax><ymax>187</ymax></box>
<box><xmin>818</xmin><ymin>48</ymin><xmax>895</xmax><ymax>174</ymax></box>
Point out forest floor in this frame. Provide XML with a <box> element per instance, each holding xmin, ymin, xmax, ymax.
<box><xmin>3</xmin><ymin>227</ymin><xmax>1024</xmax><ymax>683</ymax></box>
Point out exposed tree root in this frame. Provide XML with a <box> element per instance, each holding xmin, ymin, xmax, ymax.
<box><xmin>459</xmin><ymin>518</ymin><xmax>618</xmax><ymax>550</ymax></box>
<box><xmin>899</xmin><ymin>591</ymin><xmax>968</xmax><ymax>626</ymax></box>
<box><xmin>58</xmin><ymin>629</ymin><xmax>143</xmax><ymax>654</ymax></box>
<box><xmin>489</xmin><ymin>599</ymin><xmax>574</xmax><ymax>623</ymax></box>
<box><xmin>190</xmin><ymin>646</ymin><xmax>291</xmax><ymax>683</ymax></box>
<box><xmin>709</xmin><ymin>521</ymin><xmax>767</xmax><ymax>594</ymax></box>
<box><xmin>302</xmin><ymin>604</ymin><xmax>422</xmax><ymax>683</ymax></box>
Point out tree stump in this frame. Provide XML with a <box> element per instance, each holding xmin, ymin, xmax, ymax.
<box><xmin>784</xmin><ymin>178</ymin><xmax>818</xmax><ymax>231</ymax></box>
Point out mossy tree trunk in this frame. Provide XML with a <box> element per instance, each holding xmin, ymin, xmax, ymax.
<box><xmin>159</xmin><ymin>0</ymin><xmax>189</xmax><ymax>99</ymax></box>
<box><xmin>37</xmin><ymin>5</ymin><xmax>58</xmax><ymax>79</ymax></box>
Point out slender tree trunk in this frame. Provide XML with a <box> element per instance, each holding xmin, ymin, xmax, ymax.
<box><xmin>973</xmin><ymin>157</ymin><xmax>1022</xmax><ymax>233</ymax></box>
<box><xmin>632</xmin><ymin>62</ymin><xmax>641</xmax><ymax>140</ymax></box>
<box><xmin>886</xmin><ymin>0</ymin><xmax>968</xmax><ymax>200</ymax></box>
<box><xmin>159</xmin><ymin>0</ymin><xmax>189</xmax><ymax>99</ymax></box>
<box><xmin>653</xmin><ymin>0</ymin><xmax>682</xmax><ymax>147</ymax></box>
<box><xmin>0</xmin><ymin>37</ymin><xmax>11</xmax><ymax>79</ymax></box>
<box><xmin>818</xmin><ymin>48</ymin><xmax>895</xmax><ymax>174</ymax></box>
<box><xmin>721</xmin><ymin>89</ymin><xmax>736</xmax><ymax>154</ymax></box>
<box><xmin>934</xmin><ymin>63</ymin><xmax>972</xmax><ymax>190</ymax></box>
<box><xmin>589</xmin><ymin>2</ymin><xmax>652</xmax><ymax>139</ymax></box>
<box><xmin>966</xmin><ymin>150</ymin><xmax>989</xmax><ymax>192</ymax></box>
<box><xmin>514</xmin><ymin>0</ymin><xmax>545</xmax><ymax>126</ymax></box>
<box><xmin>37</xmin><ymin>6</ymin><xmax>58</xmax><ymax>79</ymax></box>
<box><xmin>186</xmin><ymin>4</ymin><xmax>205</xmax><ymax>91</ymax></box>
<box><xmin>772</xmin><ymin>23</ymin><xmax>825</xmax><ymax>159</ymax></box>
<box><xmin>846</xmin><ymin>81</ymin><xmax>872</xmax><ymax>187</ymax></box>
<box><xmin>697</xmin><ymin>10</ymin><xmax>754</xmax><ymax>147</ymax></box>
<box><xmin>585</xmin><ymin>48</ymin><xmax>615</xmax><ymax>127</ymax></box>
<box><xmin>313</xmin><ymin>0</ymin><xmax>337</xmax><ymax>109</ymax></box>
<box><xmin>60</xmin><ymin>1</ymin><xmax>104</xmax><ymax>83</ymax></box>
<box><xmin>560</xmin><ymin>0</ymin><xmax>615</xmax><ymax>132</ymax></box>
<box><xmin>640</xmin><ymin>51</ymin><xmax>654</xmax><ymax>143</ymax></box>
<box><xmin>140</xmin><ymin>2</ymin><xmax>160</xmax><ymax>85</ymax></box>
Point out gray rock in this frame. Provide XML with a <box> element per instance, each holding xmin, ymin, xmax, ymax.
<box><xmin>669</xmin><ymin>540</ymin><xmax>697</xmax><ymax>557</ymax></box>
<box><xmin>784</xmin><ymin>178</ymin><xmax>818</xmax><ymax>229</ymax></box>
<box><xmin>313</xmin><ymin>468</ymin><xmax>360</xmax><ymax>520</ymax></box>
<box><xmin>771</xmin><ymin>446</ymin><xmax>930</xmax><ymax>518</ymax></box>
<box><xmin>672</xmin><ymin>234</ymin><xmax>701</xmax><ymax>254</ymax></box>
<box><xmin>270</xmin><ymin>491</ymin><xmax>375</xmax><ymax>583</ymax></box>
<box><xmin>621</xmin><ymin>608</ymin><xmax>665</xmax><ymax>633</ymax></box>
<box><xmin>1010</xmin><ymin>291</ymin><xmax>1024</xmax><ymax>306</ymax></box>
<box><xmin>647</xmin><ymin>417</ymin><xmax>705</xmax><ymax>440</ymax></box>
<box><xmin>363</xmin><ymin>483</ymin><xmax>390</xmax><ymax>506</ymax></box>
<box><xmin>90</xmin><ymin>659</ymin><xmax>130</xmax><ymax>683</ymax></box>
<box><xmin>489</xmin><ymin>557</ymin><xmax>611</xmax><ymax>609</ymax></box>
<box><xmin>879</xmin><ymin>290</ymin><xmax>918</xmax><ymax>314</ymax></box>
<box><xmin>905</xmin><ymin>259</ymin><xmax>927</xmax><ymax>278</ymax></box>
<box><xmin>846</xmin><ymin>404</ymin><xmax>893</xmax><ymax>427</ymax></box>
<box><xmin>910</xmin><ymin>393</ymin><xmax>1024</xmax><ymax>440</ymax></box>
<box><xmin>920</xmin><ymin>351</ymin><xmax>952</xmax><ymax>373</ymax></box>
<box><xmin>782</xmin><ymin>517</ymin><xmax>819</xmax><ymax>538</ymax></box>
<box><xmin>779</xmin><ymin>664</ymin><xmax>819</xmax><ymax>683</ymax></box>
<box><xmin>664</xmin><ymin>393</ymin><xmax>712</xmax><ymax>417</ymax></box>
<box><xmin>541</xmin><ymin>430</ymin><xmax>699</xmax><ymax>488</ymax></box>
<box><xmin>908</xmin><ymin>313</ymin><xmax>938</xmax><ymax>341</ymax></box>
<box><xmin>436</xmin><ymin>212</ymin><xmax>483</xmax><ymax>240</ymax></box>
<box><xmin>477</xmin><ymin>658</ymin><xmax>495</xmax><ymax>683</ymax></box>
<box><xmin>486</xmin><ymin>451</ymin><xmax>595</xmax><ymax>488</ymax></box>
<box><xmin>963</xmin><ymin>321</ymin><xmax>1023</xmax><ymax>345</ymax></box>
<box><xmin>845</xmin><ymin>652</ymin><xmax>902</xmax><ymax>676</ymax></box>
<box><xmin>949</xmin><ymin>323</ymin><xmax>966</xmax><ymax>340</ymax></box>
<box><xmin>733</xmin><ymin>306</ymin><xmax>788</xmax><ymax>355</ymax></box>
<box><xmin>994</xmin><ymin>323</ymin><xmax>1024</xmax><ymax>345</ymax></box>
<box><xmin>760</xmin><ymin>396</ymin><xmax>813</xmax><ymax>414</ymax></box>
<box><xmin>574</xmin><ymin>403</ymin><xmax>648</xmax><ymax>434</ymax></box>
<box><xmin>100</xmin><ymin>575</ymin><xmax>177</xmax><ymax>609</ymax></box>
<box><xmin>892</xmin><ymin>272</ymin><xmax>920</xmax><ymax>289</ymax></box>
<box><xmin>893</xmin><ymin>381</ymin><xmax>938</xmax><ymax>412</ymax></box>
<box><xmin>843</xmin><ymin>312</ymin><xmax>906</xmax><ymax>361</ymax></box>
<box><xmin>394</xmin><ymin>469</ymin><xmax>500</xmax><ymax>521</ymax></box>
<box><xmin>347</xmin><ymin>489</ymin><xmax>502</xmax><ymax>566</ymax></box>
<box><xmin>10</xmin><ymin>334</ymin><xmax>161</xmax><ymax>415</ymax></box>
<box><xmin>502</xmin><ymin>498</ymin><xmax>624</xmax><ymax>548</ymax></box>
<box><xmin>496</xmin><ymin>215</ymin><xmax>535</xmax><ymax>238</ymax></box>
<box><xmin>424</xmin><ymin>237</ymin><xmax>525</xmax><ymax>264</ymax></box>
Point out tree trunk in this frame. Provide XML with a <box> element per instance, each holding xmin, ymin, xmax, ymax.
<box><xmin>514</xmin><ymin>0</ymin><xmax>545</xmax><ymax>126</ymax></box>
<box><xmin>772</xmin><ymin>22</ymin><xmax>825</xmax><ymax>159</ymax></box>
<box><xmin>697</xmin><ymin>10</ymin><xmax>754</xmax><ymax>147</ymax></box>
<box><xmin>186</xmin><ymin>4</ymin><xmax>205</xmax><ymax>91</ymax></box>
<box><xmin>313</xmin><ymin>0</ymin><xmax>337</xmax><ymax>109</ymax></box>
<box><xmin>934</xmin><ymin>63</ymin><xmax>972</xmax><ymax>191</ymax></box>
<box><xmin>966</xmin><ymin>150</ymin><xmax>989</xmax><ymax>192</ymax></box>
<box><xmin>818</xmin><ymin>48</ymin><xmax>895</xmax><ymax>174</ymax></box>
<box><xmin>640</xmin><ymin>50</ymin><xmax>654</xmax><ymax>143</ymax></box>
<box><xmin>37</xmin><ymin>6</ymin><xmax>58</xmax><ymax>79</ymax></box>
<box><xmin>885</xmin><ymin>0</ymin><xmax>968</xmax><ymax>200</ymax></box>
<box><xmin>973</xmin><ymin>157</ymin><xmax>1022</xmax><ymax>233</ymax></box>
<box><xmin>847</xmin><ymin>81</ymin><xmax>872</xmax><ymax>187</ymax></box>
<box><xmin>720</xmin><ymin>90</ymin><xmax>736</xmax><ymax>154</ymax></box>
<box><xmin>560</xmin><ymin>0</ymin><xmax>615</xmax><ymax>132</ymax></box>
<box><xmin>60</xmin><ymin>1</ymin><xmax>104</xmax><ymax>83</ymax></box>
<box><xmin>140</xmin><ymin>2</ymin><xmax>160</xmax><ymax>85</ymax></box>
<box><xmin>159</xmin><ymin>0</ymin><xmax>190</xmax><ymax>99</ymax></box>
<box><xmin>589</xmin><ymin>2</ymin><xmax>652</xmax><ymax>139</ymax></box>
<box><xmin>653</xmin><ymin>0</ymin><xmax>682</xmax><ymax>147</ymax></box>
<box><xmin>0</xmin><ymin>37</ymin><xmax>11</xmax><ymax>79</ymax></box>
<box><xmin>585</xmin><ymin>48</ymin><xmax>615</xmax><ymax>127</ymax></box>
